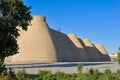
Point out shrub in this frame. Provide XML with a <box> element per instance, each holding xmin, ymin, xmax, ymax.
<box><xmin>55</xmin><ymin>71</ymin><xmax>66</xmax><ymax>80</ymax></box>
<box><xmin>117</xmin><ymin>47</ymin><xmax>120</xmax><ymax>64</ymax></box>
<box><xmin>37</xmin><ymin>69</ymin><xmax>52</xmax><ymax>80</ymax></box>
<box><xmin>16</xmin><ymin>68</ymin><xmax>26</xmax><ymax>80</ymax></box>
<box><xmin>93</xmin><ymin>69</ymin><xmax>100</xmax><ymax>80</ymax></box>
<box><xmin>117</xmin><ymin>70</ymin><xmax>120</xmax><ymax>73</ymax></box>
<box><xmin>117</xmin><ymin>53</ymin><xmax>120</xmax><ymax>64</ymax></box>
<box><xmin>104</xmin><ymin>68</ymin><xmax>111</xmax><ymax>74</ymax></box>
<box><xmin>77</xmin><ymin>64</ymin><xmax>83</xmax><ymax>73</ymax></box>
<box><xmin>1</xmin><ymin>66</ymin><xmax>120</xmax><ymax>80</ymax></box>
<box><xmin>99</xmin><ymin>68</ymin><xmax>112</xmax><ymax>80</ymax></box>
<box><xmin>89</xmin><ymin>68</ymin><xmax>94</xmax><ymax>75</ymax></box>
<box><xmin>43</xmin><ymin>73</ymin><xmax>53</xmax><ymax>80</ymax></box>
<box><xmin>76</xmin><ymin>73</ymin><xmax>88</xmax><ymax>80</ymax></box>
<box><xmin>71</xmin><ymin>73</ymin><xmax>77</xmax><ymax>80</ymax></box>
<box><xmin>27</xmin><ymin>74</ymin><xmax>38</xmax><ymax>79</ymax></box>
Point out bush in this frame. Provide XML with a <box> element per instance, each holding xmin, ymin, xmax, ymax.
<box><xmin>117</xmin><ymin>53</ymin><xmax>120</xmax><ymax>64</ymax></box>
<box><xmin>104</xmin><ymin>68</ymin><xmax>111</xmax><ymax>74</ymax></box>
<box><xmin>93</xmin><ymin>69</ymin><xmax>100</xmax><ymax>80</ymax></box>
<box><xmin>55</xmin><ymin>71</ymin><xmax>66</xmax><ymax>80</ymax></box>
<box><xmin>77</xmin><ymin>64</ymin><xmax>83</xmax><ymax>74</ymax></box>
<box><xmin>117</xmin><ymin>47</ymin><xmax>120</xmax><ymax>64</ymax></box>
<box><xmin>117</xmin><ymin>70</ymin><xmax>120</xmax><ymax>73</ymax></box>
<box><xmin>36</xmin><ymin>69</ymin><xmax>52</xmax><ymax>80</ymax></box>
<box><xmin>27</xmin><ymin>74</ymin><xmax>38</xmax><ymax>80</ymax></box>
<box><xmin>71</xmin><ymin>73</ymin><xmax>77</xmax><ymax>80</ymax></box>
<box><xmin>43</xmin><ymin>73</ymin><xmax>53</xmax><ymax>80</ymax></box>
<box><xmin>16</xmin><ymin>68</ymin><xmax>26</xmax><ymax>80</ymax></box>
<box><xmin>89</xmin><ymin>68</ymin><xmax>94</xmax><ymax>75</ymax></box>
<box><xmin>2</xmin><ymin>66</ymin><xmax>120</xmax><ymax>80</ymax></box>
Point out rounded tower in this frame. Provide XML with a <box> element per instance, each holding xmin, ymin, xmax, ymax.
<box><xmin>11</xmin><ymin>16</ymin><xmax>58</xmax><ymax>62</ymax></box>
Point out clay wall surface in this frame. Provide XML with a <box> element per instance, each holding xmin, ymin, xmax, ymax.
<box><xmin>49</xmin><ymin>29</ymin><xmax>76</xmax><ymax>61</ymax></box>
<box><xmin>67</xmin><ymin>34</ymin><xmax>88</xmax><ymax>61</ymax></box>
<box><xmin>82</xmin><ymin>39</ymin><xmax>102</xmax><ymax>61</ymax></box>
<box><xmin>5</xmin><ymin>16</ymin><xmax>110</xmax><ymax>62</ymax></box>
<box><xmin>94</xmin><ymin>44</ymin><xmax>111</xmax><ymax>61</ymax></box>
<box><xmin>9</xmin><ymin>16</ymin><xmax>58</xmax><ymax>62</ymax></box>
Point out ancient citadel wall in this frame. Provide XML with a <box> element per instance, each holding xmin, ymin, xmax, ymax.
<box><xmin>8</xmin><ymin>16</ymin><xmax>58</xmax><ymax>62</ymax></box>
<box><xmin>94</xmin><ymin>44</ymin><xmax>111</xmax><ymax>61</ymax></box>
<box><xmin>67</xmin><ymin>34</ymin><xmax>88</xmax><ymax>61</ymax></box>
<box><xmin>49</xmin><ymin>29</ymin><xmax>76</xmax><ymax>61</ymax></box>
<box><xmin>5</xmin><ymin>16</ymin><xmax>110</xmax><ymax>62</ymax></box>
<box><xmin>82</xmin><ymin>39</ymin><xmax>102</xmax><ymax>61</ymax></box>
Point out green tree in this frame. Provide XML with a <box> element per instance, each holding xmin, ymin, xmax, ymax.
<box><xmin>117</xmin><ymin>47</ymin><xmax>120</xmax><ymax>64</ymax></box>
<box><xmin>0</xmin><ymin>0</ymin><xmax>32</xmax><ymax>72</ymax></box>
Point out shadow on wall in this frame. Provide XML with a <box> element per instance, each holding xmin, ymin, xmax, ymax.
<box><xmin>94</xmin><ymin>44</ymin><xmax>111</xmax><ymax>61</ymax></box>
<box><xmin>49</xmin><ymin>29</ymin><xmax>76</xmax><ymax>62</ymax></box>
<box><xmin>49</xmin><ymin>28</ymin><xmax>110</xmax><ymax>62</ymax></box>
<box><xmin>5</xmin><ymin>16</ymin><xmax>110</xmax><ymax>63</ymax></box>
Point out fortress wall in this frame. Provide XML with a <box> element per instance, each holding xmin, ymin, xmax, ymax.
<box><xmin>94</xmin><ymin>44</ymin><xmax>111</xmax><ymax>61</ymax></box>
<box><xmin>94</xmin><ymin>44</ymin><xmax>108</xmax><ymax>55</ymax></box>
<box><xmin>5</xmin><ymin>56</ymin><xmax>12</xmax><ymax>62</ymax></box>
<box><xmin>9</xmin><ymin>16</ymin><xmax>58</xmax><ymax>62</ymax></box>
<box><xmin>77</xmin><ymin>38</ymin><xmax>90</xmax><ymax>61</ymax></box>
<box><xmin>67</xmin><ymin>34</ymin><xmax>88</xmax><ymax>61</ymax></box>
<box><xmin>5</xmin><ymin>16</ymin><xmax>110</xmax><ymax>62</ymax></box>
<box><xmin>82</xmin><ymin>39</ymin><xmax>101</xmax><ymax>61</ymax></box>
<box><xmin>67</xmin><ymin>34</ymin><xmax>83</xmax><ymax>48</ymax></box>
<box><xmin>49</xmin><ymin>29</ymin><xmax>76</xmax><ymax>61</ymax></box>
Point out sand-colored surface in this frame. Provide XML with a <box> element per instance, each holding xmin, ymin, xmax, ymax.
<box><xmin>5</xmin><ymin>16</ymin><xmax>110</xmax><ymax>62</ymax></box>
<box><xmin>94</xmin><ymin>44</ymin><xmax>111</xmax><ymax>61</ymax></box>
<box><xmin>82</xmin><ymin>39</ymin><xmax>101</xmax><ymax>61</ymax></box>
<box><xmin>67</xmin><ymin>34</ymin><xmax>88</xmax><ymax>61</ymax></box>
<box><xmin>10</xmin><ymin>16</ymin><xmax>58</xmax><ymax>62</ymax></box>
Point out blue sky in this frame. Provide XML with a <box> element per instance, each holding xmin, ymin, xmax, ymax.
<box><xmin>24</xmin><ymin>0</ymin><xmax>120</xmax><ymax>54</ymax></box>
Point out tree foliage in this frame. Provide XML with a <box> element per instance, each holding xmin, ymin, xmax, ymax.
<box><xmin>0</xmin><ymin>0</ymin><xmax>32</xmax><ymax>71</ymax></box>
<box><xmin>117</xmin><ymin>47</ymin><xmax>120</xmax><ymax>64</ymax></box>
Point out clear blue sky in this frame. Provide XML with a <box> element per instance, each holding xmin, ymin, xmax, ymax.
<box><xmin>24</xmin><ymin>0</ymin><xmax>120</xmax><ymax>54</ymax></box>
